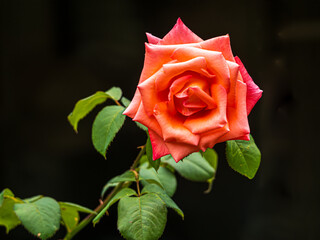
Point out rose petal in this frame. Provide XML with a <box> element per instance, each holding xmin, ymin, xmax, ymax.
<box><xmin>184</xmin><ymin>84</ymin><xmax>227</xmax><ymax>134</ymax></box>
<box><xmin>186</xmin><ymin>87</ymin><xmax>216</xmax><ymax>109</ymax></box>
<box><xmin>141</xmin><ymin>43</ymin><xmax>177</xmax><ymax>81</ymax></box>
<box><xmin>172</xmin><ymin>47</ymin><xmax>230</xmax><ymax>91</ymax></box>
<box><xmin>235</xmin><ymin>56</ymin><xmax>262</xmax><ymax>115</ymax></box>
<box><xmin>226</xmin><ymin>60</ymin><xmax>240</xmax><ymax>108</ymax></box>
<box><xmin>155</xmin><ymin>56</ymin><xmax>208</xmax><ymax>91</ymax></box>
<box><xmin>138</xmin><ymin>70</ymin><xmax>166</xmax><ymax>116</ymax></box>
<box><xmin>218</xmin><ymin>80</ymin><xmax>250</xmax><ymax>142</ymax></box>
<box><xmin>200</xmin><ymin>34</ymin><xmax>235</xmax><ymax>61</ymax></box>
<box><xmin>169</xmin><ymin>75</ymin><xmax>193</xmax><ymax>100</ymax></box>
<box><xmin>165</xmin><ymin>142</ymin><xmax>199</xmax><ymax>162</ymax></box>
<box><xmin>159</xmin><ymin>18</ymin><xmax>203</xmax><ymax>45</ymax></box>
<box><xmin>153</xmin><ymin>102</ymin><xmax>200</xmax><ymax>146</ymax></box>
<box><xmin>123</xmin><ymin>90</ymin><xmax>141</xmax><ymax>118</ymax></box>
<box><xmin>124</xmin><ymin>43</ymin><xmax>176</xmax><ymax>117</ymax></box>
<box><xmin>148</xmin><ymin>129</ymin><xmax>170</xmax><ymax>160</ymax></box>
<box><xmin>198</xmin><ymin>124</ymin><xmax>230</xmax><ymax>151</ymax></box>
<box><xmin>146</xmin><ymin>32</ymin><xmax>161</xmax><ymax>44</ymax></box>
<box><xmin>132</xmin><ymin>103</ymin><xmax>162</xmax><ymax>137</ymax></box>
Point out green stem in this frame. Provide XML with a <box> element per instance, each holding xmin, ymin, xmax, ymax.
<box><xmin>64</xmin><ymin>145</ymin><xmax>146</xmax><ymax>240</ymax></box>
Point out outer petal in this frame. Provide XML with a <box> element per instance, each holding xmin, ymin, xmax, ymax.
<box><xmin>141</xmin><ymin>43</ymin><xmax>177</xmax><ymax>82</ymax></box>
<box><xmin>153</xmin><ymin>102</ymin><xmax>200</xmax><ymax>146</ymax></box>
<box><xmin>159</xmin><ymin>18</ymin><xmax>203</xmax><ymax>45</ymax></box>
<box><xmin>133</xmin><ymin>103</ymin><xmax>162</xmax><ymax>137</ymax></box>
<box><xmin>146</xmin><ymin>33</ymin><xmax>161</xmax><ymax>44</ymax></box>
<box><xmin>200</xmin><ymin>34</ymin><xmax>235</xmax><ymax>61</ymax></box>
<box><xmin>123</xmin><ymin>90</ymin><xmax>141</xmax><ymax>118</ymax></box>
<box><xmin>172</xmin><ymin>47</ymin><xmax>230</xmax><ymax>91</ymax></box>
<box><xmin>198</xmin><ymin>124</ymin><xmax>230</xmax><ymax>151</ymax></box>
<box><xmin>124</xmin><ymin>43</ymin><xmax>175</xmax><ymax>117</ymax></box>
<box><xmin>184</xmin><ymin>84</ymin><xmax>227</xmax><ymax>134</ymax></box>
<box><xmin>226</xmin><ymin>60</ymin><xmax>240</xmax><ymax>108</ymax></box>
<box><xmin>165</xmin><ymin>142</ymin><xmax>199</xmax><ymax>162</ymax></box>
<box><xmin>218</xmin><ymin>80</ymin><xmax>250</xmax><ymax>142</ymax></box>
<box><xmin>148</xmin><ymin>129</ymin><xmax>170</xmax><ymax>160</ymax></box>
<box><xmin>234</xmin><ymin>56</ymin><xmax>262</xmax><ymax>115</ymax></box>
<box><xmin>138</xmin><ymin>72</ymin><xmax>164</xmax><ymax>116</ymax></box>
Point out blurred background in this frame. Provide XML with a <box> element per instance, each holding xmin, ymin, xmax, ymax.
<box><xmin>1</xmin><ymin>0</ymin><xmax>320</xmax><ymax>239</ymax></box>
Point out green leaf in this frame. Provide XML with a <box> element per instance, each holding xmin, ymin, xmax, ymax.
<box><xmin>142</xmin><ymin>184</ymin><xmax>183</xmax><ymax>219</ymax></box>
<box><xmin>59</xmin><ymin>204</ymin><xmax>79</xmax><ymax>233</ymax></box>
<box><xmin>67</xmin><ymin>87</ymin><xmax>123</xmax><ymax>133</ymax></box>
<box><xmin>120</xmin><ymin>96</ymin><xmax>131</xmax><ymax>108</ymax></box>
<box><xmin>59</xmin><ymin>202</ymin><xmax>95</xmax><ymax>233</ymax></box>
<box><xmin>14</xmin><ymin>197</ymin><xmax>61</xmax><ymax>240</ymax></box>
<box><xmin>226</xmin><ymin>135</ymin><xmax>261</xmax><ymax>179</ymax></box>
<box><xmin>93</xmin><ymin>188</ymin><xmax>136</xmax><ymax>225</ymax></box>
<box><xmin>92</xmin><ymin>105</ymin><xmax>126</xmax><ymax>158</ymax></box>
<box><xmin>24</xmin><ymin>195</ymin><xmax>43</xmax><ymax>203</ymax></box>
<box><xmin>139</xmin><ymin>165</ymin><xmax>177</xmax><ymax>196</ymax></box>
<box><xmin>108</xmin><ymin>170</ymin><xmax>139</xmax><ymax>184</ymax></box>
<box><xmin>68</xmin><ymin>91</ymin><xmax>109</xmax><ymax>132</ymax></box>
<box><xmin>101</xmin><ymin>182</ymin><xmax>118</xmax><ymax>198</ymax></box>
<box><xmin>139</xmin><ymin>167</ymin><xmax>164</xmax><ymax>189</ymax></box>
<box><xmin>0</xmin><ymin>189</ymin><xmax>21</xmax><ymax>233</ymax></box>
<box><xmin>146</xmin><ymin>136</ymin><xmax>160</xmax><ymax>171</ymax></box>
<box><xmin>203</xmin><ymin>148</ymin><xmax>218</xmax><ymax>170</ymax></box>
<box><xmin>101</xmin><ymin>170</ymin><xmax>141</xmax><ymax>198</ymax></box>
<box><xmin>157</xmin><ymin>167</ymin><xmax>177</xmax><ymax>197</ymax></box>
<box><xmin>105</xmin><ymin>87</ymin><xmax>122</xmax><ymax>101</ymax></box>
<box><xmin>139</xmin><ymin>154</ymin><xmax>148</xmax><ymax>165</ymax></box>
<box><xmin>162</xmin><ymin>152</ymin><xmax>215</xmax><ymax>182</ymax></box>
<box><xmin>59</xmin><ymin>202</ymin><xmax>95</xmax><ymax>214</ymax></box>
<box><xmin>202</xmin><ymin>148</ymin><xmax>218</xmax><ymax>194</ymax></box>
<box><xmin>118</xmin><ymin>193</ymin><xmax>167</xmax><ymax>240</ymax></box>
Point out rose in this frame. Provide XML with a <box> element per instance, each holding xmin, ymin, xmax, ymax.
<box><xmin>124</xmin><ymin>18</ymin><xmax>262</xmax><ymax>162</ymax></box>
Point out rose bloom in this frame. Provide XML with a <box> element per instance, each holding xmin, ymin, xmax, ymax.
<box><xmin>124</xmin><ymin>18</ymin><xmax>262</xmax><ymax>162</ymax></box>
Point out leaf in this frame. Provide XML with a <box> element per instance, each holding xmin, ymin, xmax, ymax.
<box><xmin>139</xmin><ymin>154</ymin><xmax>148</xmax><ymax>165</ymax></box>
<box><xmin>120</xmin><ymin>96</ymin><xmax>131</xmax><ymax>108</ymax></box>
<box><xmin>93</xmin><ymin>188</ymin><xmax>136</xmax><ymax>225</ymax></box>
<box><xmin>142</xmin><ymin>184</ymin><xmax>183</xmax><ymax>219</ymax></box>
<box><xmin>101</xmin><ymin>182</ymin><xmax>118</xmax><ymax>198</ymax></box>
<box><xmin>68</xmin><ymin>91</ymin><xmax>109</xmax><ymax>132</ymax></box>
<box><xmin>146</xmin><ymin>136</ymin><xmax>160</xmax><ymax>171</ymax></box>
<box><xmin>202</xmin><ymin>148</ymin><xmax>218</xmax><ymax>194</ymax></box>
<box><xmin>139</xmin><ymin>165</ymin><xmax>177</xmax><ymax>196</ymax></box>
<box><xmin>0</xmin><ymin>189</ymin><xmax>21</xmax><ymax>233</ymax></box>
<box><xmin>14</xmin><ymin>197</ymin><xmax>61</xmax><ymax>240</ymax></box>
<box><xmin>92</xmin><ymin>105</ymin><xmax>126</xmax><ymax>158</ymax></box>
<box><xmin>59</xmin><ymin>202</ymin><xmax>95</xmax><ymax>214</ymax></box>
<box><xmin>117</xmin><ymin>193</ymin><xmax>167</xmax><ymax>240</ymax></box>
<box><xmin>105</xmin><ymin>87</ymin><xmax>122</xmax><ymax>101</ymax></box>
<box><xmin>59</xmin><ymin>202</ymin><xmax>95</xmax><ymax>233</ymax></box>
<box><xmin>67</xmin><ymin>87</ymin><xmax>123</xmax><ymax>132</ymax></box>
<box><xmin>59</xmin><ymin>204</ymin><xmax>79</xmax><ymax>233</ymax></box>
<box><xmin>24</xmin><ymin>195</ymin><xmax>43</xmax><ymax>203</ymax></box>
<box><xmin>108</xmin><ymin>171</ymin><xmax>139</xmax><ymax>184</ymax></box>
<box><xmin>226</xmin><ymin>135</ymin><xmax>261</xmax><ymax>179</ymax></box>
<box><xmin>101</xmin><ymin>171</ymin><xmax>141</xmax><ymax>198</ymax></box>
<box><xmin>202</xmin><ymin>148</ymin><xmax>218</xmax><ymax>170</ymax></box>
<box><xmin>162</xmin><ymin>152</ymin><xmax>215</xmax><ymax>182</ymax></box>
<box><xmin>139</xmin><ymin>167</ymin><xmax>164</xmax><ymax>189</ymax></box>
<box><xmin>157</xmin><ymin>167</ymin><xmax>177</xmax><ymax>197</ymax></box>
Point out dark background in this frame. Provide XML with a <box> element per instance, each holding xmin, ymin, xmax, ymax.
<box><xmin>1</xmin><ymin>0</ymin><xmax>320</xmax><ymax>239</ymax></box>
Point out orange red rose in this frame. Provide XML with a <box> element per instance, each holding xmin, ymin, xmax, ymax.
<box><xmin>124</xmin><ymin>18</ymin><xmax>262</xmax><ymax>162</ymax></box>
